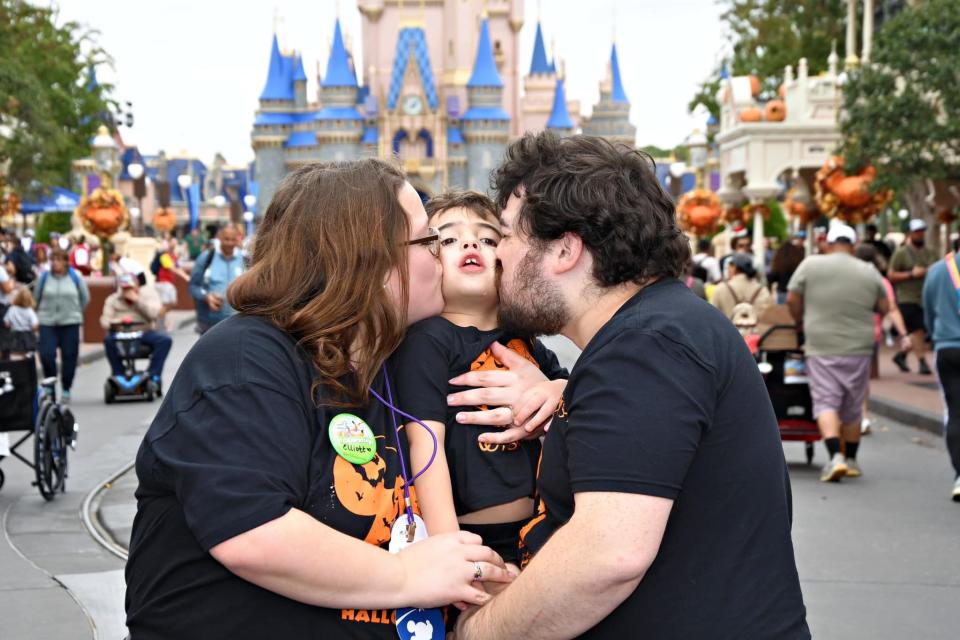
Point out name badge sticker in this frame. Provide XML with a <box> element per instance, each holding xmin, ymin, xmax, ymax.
<box><xmin>389</xmin><ymin>513</ymin><xmax>428</xmax><ymax>554</ymax></box>
<box><xmin>328</xmin><ymin>413</ymin><xmax>377</xmax><ymax>465</ymax></box>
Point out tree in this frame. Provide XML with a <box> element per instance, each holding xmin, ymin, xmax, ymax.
<box><xmin>689</xmin><ymin>0</ymin><xmax>846</xmax><ymax>120</ymax></box>
<box><xmin>839</xmin><ymin>0</ymin><xmax>960</xmax><ymax>218</ymax></box>
<box><xmin>0</xmin><ymin>0</ymin><xmax>114</xmax><ymax>199</ymax></box>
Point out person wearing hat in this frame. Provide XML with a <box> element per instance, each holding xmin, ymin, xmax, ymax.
<box><xmin>889</xmin><ymin>218</ymin><xmax>937</xmax><ymax>374</ymax></box>
<box><xmin>711</xmin><ymin>252</ymin><xmax>772</xmax><ymax>328</ymax></box>
<box><xmin>99</xmin><ymin>273</ymin><xmax>172</xmax><ymax>390</ymax></box>
<box><xmin>787</xmin><ymin>224</ymin><xmax>889</xmax><ymax>482</ymax></box>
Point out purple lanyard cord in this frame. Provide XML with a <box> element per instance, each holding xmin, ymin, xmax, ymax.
<box><xmin>369</xmin><ymin>366</ymin><xmax>439</xmax><ymax>528</ymax></box>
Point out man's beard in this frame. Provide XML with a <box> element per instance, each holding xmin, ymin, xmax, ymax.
<box><xmin>913</xmin><ymin>237</ymin><xmax>926</xmax><ymax>248</ymax></box>
<box><xmin>497</xmin><ymin>247</ymin><xmax>568</xmax><ymax>337</ymax></box>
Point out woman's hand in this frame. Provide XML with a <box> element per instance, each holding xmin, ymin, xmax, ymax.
<box><xmin>397</xmin><ymin>531</ymin><xmax>514</xmax><ymax>609</ymax></box>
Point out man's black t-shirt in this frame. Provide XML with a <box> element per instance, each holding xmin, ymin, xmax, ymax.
<box><xmin>520</xmin><ymin>279</ymin><xmax>809</xmax><ymax>639</ymax></box>
<box><xmin>390</xmin><ymin>316</ymin><xmax>567</xmax><ymax>516</ymax></box>
<box><xmin>126</xmin><ymin>314</ymin><xmax>421</xmax><ymax>639</ymax></box>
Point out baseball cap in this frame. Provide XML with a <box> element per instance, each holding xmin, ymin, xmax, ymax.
<box><xmin>908</xmin><ymin>218</ymin><xmax>927</xmax><ymax>232</ymax></box>
<box><xmin>117</xmin><ymin>273</ymin><xmax>136</xmax><ymax>288</ymax></box>
<box><xmin>730</xmin><ymin>252</ymin><xmax>757</xmax><ymax>278</ymax></box>
<box><xmin>826</xmin><ymin>224</ymin><xmax>857</xmax><ymax>244</ymax></box>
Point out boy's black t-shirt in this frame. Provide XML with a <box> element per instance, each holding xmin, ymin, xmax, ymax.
<box><xmin>390</xmin><ymin>316</ymin><xmax>567</xmax><ymax>516</ymax></box>
<box><xmin>520</xmin><ymin>279</ymin><xmax>810</xmax><ymax>639</ymax></box>
<box><xmin>125</xmin><ymin>314</ymin><xmax>420</xmax><ymax>639</ymax></box>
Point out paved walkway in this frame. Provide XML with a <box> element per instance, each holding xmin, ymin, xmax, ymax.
<box><xmin>869</xmin><ymin>343</ymin><xmax>945</xmax><ymax>435</ymax></box>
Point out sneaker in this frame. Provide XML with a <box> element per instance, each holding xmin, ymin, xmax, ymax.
<box><xmin>892</xmin><ymin>351</ymin><xmax>910</xmax><ymax>373</ymax></box>
<box><xmin>861</xmin><ymin>417</ymin><xmax>872</xmax><ymax>435</ymax></box>
<box><xmin>61</xmin><ymin>390</ymin><xmax>71</xmax><ymax>405</ymax></box>
<box><xmin>820</xmin><ymin>453</ymin><xmax>848</xmax><ymax>482</ymax></box>
<box><xmin>952</xmin><ymin>477</ymin><xmax>960</xmax><ymax>502</ymax></box>
<box><xmin>845</xmin><ymin>458</ymin><xmax>862</xmax><ymax>478</ymax></box>
<box><xmin>918</xmin><ymin>359</ymin><xmax>933</xmax><ymax>376</ymax></box>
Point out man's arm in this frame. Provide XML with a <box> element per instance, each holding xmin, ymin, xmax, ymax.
<box><xmin>135</xmin><ymin>288</ymin><xmax>163</xmax><ymax>321</ymax></box>
<box><xmin>786</xmin><ymin>291</ymin><xmax>804</xmax><ymax>324</ymax></box>
<box><xmin>188</xmin><ymin>251</ymin><xmax>209</xmax><ymax>304</ymax></box>
<box><xmin>99</xmin><ymin>294</ymin><xmax>116</xmax><ymax>330</ymax></box>
<box><xmin>458</xmin><ymin>491</ymin><xmax>672</xmax><ymax>640</ymax></box>
<box><xmin>887</xmin><ymin>250</ymin><xmax>914</xmax><ymax>284</ymax></box>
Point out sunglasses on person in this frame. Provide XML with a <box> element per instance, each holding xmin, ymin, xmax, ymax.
<box><xmin>402</xmin><ymin>227</ymin><xmax>440</xmax><ymax>257</ymax></box>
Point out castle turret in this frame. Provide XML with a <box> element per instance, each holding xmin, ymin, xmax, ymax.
<box><xmin>315</xmin><ymin>18</ymin><xmax>363</xmax><ymax>163</ymax></box>
<box><xmin>461</xmin><ymin>17</ymin><xmax>509</xmax><ymax>193</ymax></box>
<box><xmin>519</xmin><ymin>21</ymin><xmax>579</xmax><ymax>134</ymax></box>
<box><xmin>292</xmin><ymin>52</ymin><xmax>308</xmax><ymax>109</ymax></box>
<box><xmin>546</xmin><ymin>77</ymin><xmax>574</xmax><ymax>137</ymax></box>
<box><xmin>581</xmin><ymin>42</ymin><xmax>636</xmax><ymax>147</ymax></box>
<box><xmin>252</xmin><ymin>33</ymin><xmax>296</xmax><ymax>215</ymax></box>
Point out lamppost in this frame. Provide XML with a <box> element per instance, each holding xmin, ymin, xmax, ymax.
<box><xmin>91</xmin><ymin>125</ymin><xmax>119</xmax><ymax>185</ymax></box>
<box><xmin>668</xmin><ymin>160</ymin><xmax>687</xmax><ymax>201</ymax></box>
<box><xmin>243</xmin><ymin>193</ymin><xmax>256</xmax><ymax>237</ymax></box>
<box><xmin>686</xmin><ymin>130</ymin><xmax>709</xmax><ymax>189</ymax></box>
<box><xmin>127</xmin><ymin>161</ymin><xmax>146</xmax><ymax>235</ymax></box>
<box><xmin>177</xmin><ymin>172</ymin><xmax>193</xmax><ymax>233</ymax></box>
<box><xmin>213</xmin><ymin>194</ymin><xmax>226</xmax><ymax>227</ymax></box>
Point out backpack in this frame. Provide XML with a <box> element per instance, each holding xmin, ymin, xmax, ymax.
<box><xmin>35</xmin><ymin>268</ymin><xmax>83</xmax><ymax>307</ymax></box>
<box><xmin>723</xmin><ymin>281</ymin><xmax>764</xmax><ymax>332</ymax></box>
<box><xmin>149</xmin><ymin>251</ymin><xmax>163</xmax><ymax>277</ymax></box>
<box><xmin>195</xmin><ymin>249</ymin><xmax>216</xmax><ymax>283</ymax></box>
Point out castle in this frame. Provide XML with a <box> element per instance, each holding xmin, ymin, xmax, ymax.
<box><xmin>250</xmin><ymin>1</ymin><xmax>636</xmax><ymax>215</ymax></box>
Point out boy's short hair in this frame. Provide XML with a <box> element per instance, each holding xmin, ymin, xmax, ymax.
<box><xmin>425</xmin><ymin>190</ymin><xmax>500</xmax><ymax>225</ymax></box>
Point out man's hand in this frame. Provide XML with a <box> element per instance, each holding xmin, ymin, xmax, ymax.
<box><xmin>912</xmin><ymin>265</ymin><xmax>927</xmax><ymax>279</ymax></box>
<box><xmin>122</xmin><ymin>288</ymin><xmax>139</xmax><ymax>304</ymax></box>
<box><xmin>205</xmin><ymin>292</ymin><xmax>223</xmax><ymax>311</ymax></box>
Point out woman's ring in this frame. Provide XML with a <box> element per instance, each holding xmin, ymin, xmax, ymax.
<box><xmin>473</xmin><ymin>562</ymin><xmax>483</xmax><ymax>581</ymax></box>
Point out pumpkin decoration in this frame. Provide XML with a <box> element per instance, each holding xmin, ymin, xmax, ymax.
<box><xmin>152</xmin><ymin>207</ymin><xmax>177</xmax><ymax>233</ymax></box>
<box><xmin>784</xmin><ymin>187</ymin><xmax>819</xmax><ymax>226</ymax></box>
<box><xmin>677</xmin><ymin>189</ymin><xmax>722</xmax><ymax>236</ymax></box>
<box><xmin>778</xmin><ymin>83</ymin><xmax>786</xmax><ymax>99</ymax></box>
<box><xmin>764</xmin><ymin>100</ymin><xmax>786</xmax><ymax>122</ymax></box>
<box><xmin>749</xmin><ymin>75</ymin><xmax>761</xmax><ymax>97</ymax></box>
<box><xmin>744</xmin><ymin>202</ymin><xmax>771</xmax><ymax>221</ymax></box>
<box><xmin>937</xmin><ymin>208</ymin><xmax>957</xmax><ymax>226</ymax></box>
<box><xmin>739</xmin><ymin>106</ymin><xmax>762</xmax><ymax>123</ymax></box>
<box><xmin>723</xmin><ymin>205</ymin><xmax>749</xmax><ymax>225</ymax></box>
<box><xmin>814</xmin><ymin>156</ymin><xmax>892</xmax><ymax>224</ymax></box>
<box><xmin>76</xmin><ymin>186</ymin><xmax>128</xmax><ymax>238</ymax></box>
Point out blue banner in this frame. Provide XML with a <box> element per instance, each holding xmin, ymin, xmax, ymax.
<box><xmin>188</xmin><ymin>183</ymin><xmax>200</xmax><ymax>231</ymax></box>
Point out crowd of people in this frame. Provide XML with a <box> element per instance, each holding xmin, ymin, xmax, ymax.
<box><xmin>0</xmin><ymin>224</ymin><xmax>246</xmax><ymax>401</ymax></box>
<box><xmin>692</xmin><ymin>217</ymin><xmax>960</xmax><ymax>500</ymax></box>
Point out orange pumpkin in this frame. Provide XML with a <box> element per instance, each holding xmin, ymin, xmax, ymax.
<box><xmin>749</xmin><ymin>75</ymin><xmax>761</xmax><ymax>97</ymax></box>
<box><xmin>739</xmin><ymin>107</ymin><xmax>762</xmax><ymax>123</ymax></box>
<box><xmin>84</xmin><ymin>205</ymin><xmax>125</xmax><ymax>235</ymax></box>
<box><xmin>765</xmin><ymin>100</ymin><xmax>786</xmax><ymax>122</ymax></box>
<box><xmin>153</xmin><ymin>207</ymin><xmax>177</xmax><ymax>233</ymax></box>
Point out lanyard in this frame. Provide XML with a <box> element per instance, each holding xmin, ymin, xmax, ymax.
<box><xmin>945</xmin><ymin>252</ymin><xmax>960</xmax><ymax>310</ymax></box>
<box><xmin>368</xmin><ymin>366</ymin><xmax>438</xmax><ymax>541</ymax></box>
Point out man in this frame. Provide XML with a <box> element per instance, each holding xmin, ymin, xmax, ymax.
<box><xmin>889</xmin><ymin>218</ymin><xmax>937</xmax><ymax>374</ymax></box>
<box><xmin>6</xmin><ymin>233</ymin><xmax>35</xmax><ymax>285</ymax></box>
<box><xmin>921</xmin><ymin>252</ymin><xmax>960</xmax><ymax>501</ymax></box>
<box><xmin>718</xmin><ymin>224</ymin><xmax>752</xmax><ymax>276</ymax></box>
<box><xmin>787</xmin><ymin>224</ymin><xmax>888</xmax><ymax>482</ymax></box>
<box><xmin>184</xmin><ymin>227</ymin><xmax>205</xmax><ymax>261</ymax></box>
<box><xmin>69</xmin><ymin>235</ymin><xmax>92</xmax><ymax>276</ymax></box>
<box><xmin>692</xmin><ymin>237</ymin><xmax>721</xmax><ymax>284</ymax></box>
<box><xmin>100</xmin><ymin>274</ymin><xmax>172</xmax><ymax>389</ymax></box>
<box><xmin>456</xmin><ymin>133</ymin><xmax>809</xmax><ymax>639</ymax></box>
<box><xmin>188</xmin><ymin>225</ymin><xmax>244</xmax><ymax>334</ymax></box>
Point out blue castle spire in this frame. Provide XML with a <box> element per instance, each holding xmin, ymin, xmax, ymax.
<box><xmin>293</xmin><ymin>52</ymin><xmax>307</xmax><ymax>82</ymax></box>
<box><xmin>547</xmin><ymin>77</ymin><xmax>574</xmax><ymax>130</ymax></box>
<box><xmin>467</xmin><ymin>18</ymin><xmax>503</xmax><ymax>88</ymax></box>
<box><xmin>322</xmin><ymin>19</ymin><xmax>358</xmax><ymax>88</ymax></box>
<box><xmin>529</xmin><ymin>22</ymin><xmax>551</xmax><ymax>75</ymax></box>
<box><xmin>260</xmin><ymin>34</ymin><xmax>294</xmax><ymax>101</ymax></box>
<box><xmin>610</xmin><ymin>43</ymin><xmax>628</xmax><ymax>104</ymax></box>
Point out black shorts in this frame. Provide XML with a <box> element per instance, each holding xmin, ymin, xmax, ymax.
<box><xmin>900</xmin><ymin>302</ymin><xmax>926</xmax><ymax>334</ymax></box>
<box><xmin>459</xmin><ymin>519</ymin><xmax>525</xmax><ymax>566</ymax></box>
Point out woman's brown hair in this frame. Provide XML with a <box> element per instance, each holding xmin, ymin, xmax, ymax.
<box><xmin>228</xmin><ymin>159</ymin><xmax>410</xmax><ymax>406</ymax></box>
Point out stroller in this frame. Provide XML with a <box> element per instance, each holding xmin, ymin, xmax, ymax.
<box><xmin>745</xmin><ymin>309</ymin><xmax>821</xmax><ymax>465</ymax></box>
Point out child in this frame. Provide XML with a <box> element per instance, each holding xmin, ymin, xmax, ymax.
<box><xmin>3</xmin><ymin>286</ymin><xmax>39</xmax><ymax>358</ymax></box>
<box><xmin>391</xmin><ymin>190</ymin><xmax>567</xmax><ymax>566</ymax></box>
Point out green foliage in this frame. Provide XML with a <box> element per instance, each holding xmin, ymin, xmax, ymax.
<box><xmin>839</xmin><ymin>0</ymin><xmax>960</xmax><ymax>205</ymax></box>
<box><xmin>689</xmin><ymin>0</ymin><xmax>846</xmax><ymax>120</ymax></box>
<box><xmin>640</xmin><ymin>144</ymin><xmax>690</xmax><ymax>162</ymax></box>
<box><xmin>764</xmin><ymin>199</ymin><xmax>788</xmax><ymax>242</ymax></box>
<box><xmin>34</xmin><ymin>211</ymin><xmax>73</xmax><ymax>244</ymax></box>
<box><xmin>0</xmin><ymin>0</ymin><xmax>115</xmax><ymax>199</ymax></box>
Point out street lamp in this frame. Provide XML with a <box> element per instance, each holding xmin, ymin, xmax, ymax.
<box><xmin>243</xmin><ymin>209</ymin><xmax>255</xmax><ymax>237</ymax></box>
<box><xmin>243</xmin><ymin>194</ymin><xmax>256</xmax><ymax>211</ymax></box>
<box><xmin>686</xmin><ymin>130</ymin><xmax>709</xmax><ymax>189</ymax></box>
<box><xmin>213</xmin><ymin>194</ymin><xmax>226</xmax><ymax>226</ymax></box>
<box><xmin>91</xmin><ymin>124</ymin><xmax>119</xmax><ymax>186</ymax></box>
<box><xmin>127</xmin><ymin>161</ymin><xmax>146</xmax><ymax>235</ymax></box>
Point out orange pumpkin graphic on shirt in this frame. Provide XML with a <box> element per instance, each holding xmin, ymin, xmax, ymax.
<box><xmin>333</xmin><ymin>453</ymin><xmax>420</xmax><ymax>546</ymax></box>
<box><xmin>469</xmin><ymin>339</ymin><xmax>539</xmax><ymax>410</ymax></box>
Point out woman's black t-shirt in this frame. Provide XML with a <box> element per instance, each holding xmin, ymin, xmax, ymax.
<box><xmin>125</xmin><ymin>314</ymin><xmax>421</xmax><ymax>639</ymax></box>
<box><xmin>390</xmin><ymin>316</ymin><xmax>568</xmax><ymax>516</ymax></box>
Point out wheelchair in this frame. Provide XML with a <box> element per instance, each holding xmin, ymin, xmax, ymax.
<box><xmin>104</xmin><ymin>320</ymin><xmax>159</xmax><ymax>404</ymax></box>
<box><xmin>0</xmin><ymin>358</ymin><xmax>79</xmax><ymax>500</ymax></box>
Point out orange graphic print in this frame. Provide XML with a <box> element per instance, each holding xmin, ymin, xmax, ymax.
<box><xmin>333</xmin><ymin>454</ymin><xmax>420</xmax><ymax>546</ymax></box>
<box><xmin>470</xmin><ymin>339</ymin><xmax>539</xmax><ymax>412</ymax></box>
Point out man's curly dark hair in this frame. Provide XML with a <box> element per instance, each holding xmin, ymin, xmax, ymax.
<box><xmin>491</xmin><ymin>132</ymin><xmax>690</xmax><ymax>286</ymax></box>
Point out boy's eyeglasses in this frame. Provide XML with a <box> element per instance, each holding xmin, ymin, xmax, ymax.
<box><xmin>403</xmin><ymin>227</ymin><xmax>440</xmax><ymax>257</ymax></box>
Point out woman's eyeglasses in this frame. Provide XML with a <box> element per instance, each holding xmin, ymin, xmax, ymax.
<box><xmin>403</xmin><ymin>227</ymin><xmax>440</xmax><ymax>257</ymax></box>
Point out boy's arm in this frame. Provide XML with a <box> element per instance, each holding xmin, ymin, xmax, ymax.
<box><xmin>406</xmin><ymin>419</ymin><xmax>460</xmax><ymax>536</ymax></box>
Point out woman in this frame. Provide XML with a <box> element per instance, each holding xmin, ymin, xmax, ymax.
<box><xmin>768</xmin><ymin>236</ymin><xmax>805</xmax><ymax>304</ymax></box>
<box><xmin>34</xmin><ymin>248</ymin><xmax>88</xmax><ymax>402</ymax></box>
<box><xmin>125</xmin><ymin>160</ymin><xmax>515</xmax><ymax>639</ymax></box>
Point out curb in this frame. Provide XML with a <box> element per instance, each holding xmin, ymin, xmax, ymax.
<box><xmin>80</xmin><ymin>461</ymin><xmax>133</xmax><ymax>561</ymax></box>
<box><xmin>869</xmin><ymin>396</ymin><xmax>944</xmax><ymax>437</ymax></box>
<box><xmin>77</xmin><ymin>315</ymin><xmax>196</xmax><ymax>367</ymax></box>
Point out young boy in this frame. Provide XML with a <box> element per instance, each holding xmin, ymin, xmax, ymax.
<box><xmin>391</xmin><ymin>191</ymin><xmax>567</xmax><ymax>565</ymax></box>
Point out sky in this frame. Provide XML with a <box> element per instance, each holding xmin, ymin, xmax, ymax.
<box><xmin>48</xmin><ymin>0</ymin><xmax>727</xmax><ymax>166</ymax></box>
